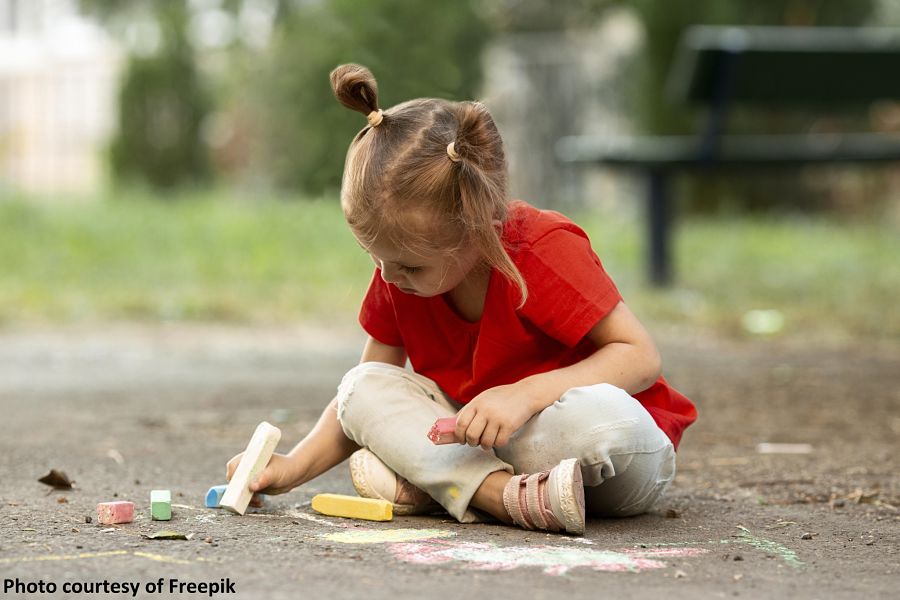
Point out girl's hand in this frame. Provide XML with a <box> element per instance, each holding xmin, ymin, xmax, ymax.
<box><xmin>225</xmin><ymin>452</ymin><xmax>302</xmax><ymax>497</ymax></box>
<box><xmin>454</xmin><ymin>383</ymin><xmax>539</xmax><ymax>450</ymax></box>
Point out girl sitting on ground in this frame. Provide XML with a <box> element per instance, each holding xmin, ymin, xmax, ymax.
<box><xmin>228</xmin><ymin>64</ymin><xmax>697</xmax><ymax>534</ymax></box>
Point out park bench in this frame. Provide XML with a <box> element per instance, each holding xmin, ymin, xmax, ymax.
<box><xmin>556</xmin><ymin>25</ymin><xmax>900</xmax><ymax>285</ymax></box>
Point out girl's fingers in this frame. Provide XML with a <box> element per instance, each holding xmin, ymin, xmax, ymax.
<box><xmin>480</xmin><ymin>422</ymin><xmax>501</xmax><ymax>451</ymax></box>
<box><xmin>454</xmin><ymin>408</ymin><xmax>474</xmax><ymax>444</ymax></box>
<box><xmin>225</xmin><ymin>453</ymin><xmax>243</xmax><ymax>481</ymax></box>
<box><xmin>249</xmin><ymin>470</ymin><xmax>269</xmax><ymax>492</ymax></box>
<box><xmin>465</xmin><ymin>414</ymin><xmax>487</xmax><ymax>446</ymax></box>
<box><xmin>494</xmin><ymin>428</ymin><xmax>511</xmax><ymax>448</ymax></box>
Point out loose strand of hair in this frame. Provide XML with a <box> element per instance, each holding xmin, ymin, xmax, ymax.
<box><xmin>458</xmin><ymin>165</ymin><xmax>527</xmax><ymax>308</ymax></box>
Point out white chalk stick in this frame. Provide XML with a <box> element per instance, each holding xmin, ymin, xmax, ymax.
<box><xmin>220</xmin><ymin>421</ymin><xmax>281</xmax><ymax>515</ymax></box>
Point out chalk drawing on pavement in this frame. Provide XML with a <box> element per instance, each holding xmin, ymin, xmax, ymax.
<box><xmin>388</xmin><ymin>540</ymin><xmax>707</xmax><ymax>576</ymax></box>
<box><xmin>735</xmin><ymin>525</ymin><xmax>804</xmax><ymax>568</ymax></box>
<box><xmin>322</xmin><ymin>528</ymin><xmax>457</xmax><ymax>545</ymax></box>
<box><xmin>319</xmin><ymin>523</ymin><xmax>803</xmax><ymax>575</ymax></box>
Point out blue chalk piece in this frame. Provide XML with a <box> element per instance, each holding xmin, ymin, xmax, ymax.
<box><xmin>206</xmin><ymin>484</ymin><xmax>228</xmax><ymax>508</ymax></box>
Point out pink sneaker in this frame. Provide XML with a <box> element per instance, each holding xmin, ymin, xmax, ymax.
<box><xmin>502</xmin><ymin>458</ymin><xmax>585</xmax><ymax>535</ymax></box>
<box><xmin>349</xmin><ymin>449</ymin><xmax>440</xmax><ymax>516</ymax></box>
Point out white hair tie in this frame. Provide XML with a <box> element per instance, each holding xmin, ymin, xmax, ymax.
<box><xmin>366</xmin><ymin>110</ymin><xmax>384</xmax><ymax>127</ymax></box>
<box><xmin>446</xmin><ymin>142</ymin><xmax>461</xmax><ymax>162</ymax></box>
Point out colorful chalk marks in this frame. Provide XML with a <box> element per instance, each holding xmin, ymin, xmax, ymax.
<box><xmin>736</xmin><ymin>525</ymin><xmax>804</xmax><ymax>569</ymax></box>
<box><xmin>320</xmin><ymin>527</ymin><xmax>707</xmax><ymax>576</ymax></box>
<box><xmin>388</xmin><ymin>540</ymin><xmax>707</xmax><ymax>576</ymax></box>
<box><xmin>320</xmin><ymin>525</ymin><xmax>803</xmax><ymax>576</ymax></box>
<box><xmin>322</xmin><ymin>528</ymin><xmax>457</xmax><ymax>545</ymax></box>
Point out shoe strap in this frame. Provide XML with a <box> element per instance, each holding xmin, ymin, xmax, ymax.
<box><xmin>502</xmin><ymin>474</ymin><xmax>533</xmax><ymax>530</ymax></box>
<box><xmin>525</xmin><ymin>473</ymin><xmax>549</xmax><ymax>530</ymax></box>
<box><xmin>503</xmin><ymin>471</ymin><xmax>562</xmax><ymax>532</ymax></box>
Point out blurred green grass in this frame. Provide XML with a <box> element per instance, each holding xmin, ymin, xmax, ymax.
<box><xmin>578</xmin><ymin>213</ymin><xmax>900</xmax><ymax>341</ymax></box>
<box><xmin>0</xmin><ymin>191</ymin><xmax>373</xmax><ymax>326</ymax></box>
<box><xmin>1</xmin><ymin>191</ymin><xmax>897</xmax><ymax>341</ymax></box>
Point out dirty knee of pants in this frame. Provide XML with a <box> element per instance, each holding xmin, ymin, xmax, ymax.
<box><xmin>335</xmin><ymin>362</ymin><xmax>411</xmax><ymax>445</ymax></box>
<box><xmin>584</xmin><ymin>444</ymin><xmax>676</xmax><ymax>517</ymax></box>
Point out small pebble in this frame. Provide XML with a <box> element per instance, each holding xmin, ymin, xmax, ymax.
<box><xmin>733</xmin><ymin>555</ymin><xmax>743</xmax><ymax>561</ymax></box>
<box><xmin>800</xmin><ymin>532</ymin><xmax>814</xmax><ymax>540</ymax></box>
<box><xmin>85</xmin><ymin>516</ymin><xmax>92</xmax><ymax>524</ymax></box>
<box><xmin>204</xmin><ymin>537</ymin><xmax>213</xmax><ymax>544</ymax></box>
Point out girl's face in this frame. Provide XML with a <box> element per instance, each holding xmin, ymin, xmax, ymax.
<box><xmin>359</xmin><ymin>234</ymin><xmax>483</xmax><ymax>298</ymax></box>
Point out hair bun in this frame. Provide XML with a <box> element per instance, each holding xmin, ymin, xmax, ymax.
<box><xmin>330</xmin><ymin>64</ymin><xmax>380</xmax><ymax>119</ymax></box>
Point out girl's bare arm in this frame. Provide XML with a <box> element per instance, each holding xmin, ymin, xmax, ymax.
<box><xmin>516</xmin><ymin>300</ymin><xmax>662</xmax><ymax>413</ymax></box>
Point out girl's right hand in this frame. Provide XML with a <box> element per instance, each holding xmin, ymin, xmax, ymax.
<box><xmin>225</xmin><ymin>452</ymin><xmax>301</xmax><ymax>496</ymax></box>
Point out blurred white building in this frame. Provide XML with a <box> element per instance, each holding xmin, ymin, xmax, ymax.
<box><xmin>0</xmin><ymin>0</ymin><xmax>121</xmax><ymax>195</ymax></box>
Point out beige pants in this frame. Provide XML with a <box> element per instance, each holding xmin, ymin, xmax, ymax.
<box><xmin>335</xmin><ymin>362</ymin><xmax>676</xmax><ymax>523</ymax></box>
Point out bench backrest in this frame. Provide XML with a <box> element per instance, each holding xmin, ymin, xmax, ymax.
<box><xmin>667</xmin><ymin>26</ymin><xmax>900</xmax><ymax>107</ymax></box>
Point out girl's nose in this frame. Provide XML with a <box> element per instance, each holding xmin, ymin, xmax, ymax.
<box><xmin>379</xmin><ymin>263</ymin><xmax>402</xmax><ymax>285</ymax></box>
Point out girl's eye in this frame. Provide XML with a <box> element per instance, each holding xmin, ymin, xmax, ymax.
<box><xmin>399</xmin><ymin>265</ymin><xmax>421</xmax><ymax>274</ymax></box>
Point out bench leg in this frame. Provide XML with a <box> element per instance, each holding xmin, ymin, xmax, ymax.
<box><xmin>647</xmin><ymin>169</ymin><xmax>672</xmax><ymax>286</ymax></box>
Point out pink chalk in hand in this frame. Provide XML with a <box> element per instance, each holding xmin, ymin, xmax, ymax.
<box><xmin>97</xmin><ymin>501</ymin><xmax>134</xmax><ymax>525</ymax></box>
<box><xmin>427</xmin><ymin>417</ymin><xmax>457</xmax><ymax>445</ymax></box>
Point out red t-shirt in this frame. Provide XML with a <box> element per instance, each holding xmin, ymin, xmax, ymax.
<box><xmin>359</xmin><ymin>200</ymin><xmax>697</xmax><ymax>448</ymax></box>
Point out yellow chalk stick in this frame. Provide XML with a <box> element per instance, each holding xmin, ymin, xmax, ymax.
<box><xmin>311</xmin><ymin>494</ymin><xmax>393</xmax><ymax>522</ymax></box>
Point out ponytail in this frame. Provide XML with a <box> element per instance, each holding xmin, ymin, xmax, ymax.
<box><xmin>453</xmin><ymin>102</ymin><xmax>528</xmax><ymax>307</ymax></box>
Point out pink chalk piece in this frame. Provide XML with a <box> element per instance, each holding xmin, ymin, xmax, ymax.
<box><xmin>97</xmin><ymin>501</ymin><xmax>134</xmax><ymax>525</ymax></box>
<box><xmin>427</xmin><ymin>417</ymin><xmax>457</xmax><ymax>445</ymax></box>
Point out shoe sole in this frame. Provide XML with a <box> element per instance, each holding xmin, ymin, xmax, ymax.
<box><xmin>548</xmin><ymin>458</ymin><xmax>586</xmax><ymax>535</ymax></box>
<box><xmin>348</xmin><ymin>449</ymin><xmax>437</xmax><ymax>516</ymax></box>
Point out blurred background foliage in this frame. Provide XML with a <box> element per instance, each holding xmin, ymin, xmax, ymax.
<box><xmin>110</xmin><ymin>8</ymin><xmax>213</xmax><ymax>189</ymax></box>
<box><xmin>81</xmin><ymin>0</ymin><xmax>490</xmax><ymax>193</ymax></box>
<box><xmin>81</xmin><ymin>0</ymin><xmax>214</xmax><ymax>189</ymax></box>
<box><xmin>77</xmin><ymin>0</ymin><xmax>893</xmax><ymax>212</ymax></box>
<box><xmin>252</xmin><ymin>0</ymin><xmax>490</xmax><ymax>192</ymax></box>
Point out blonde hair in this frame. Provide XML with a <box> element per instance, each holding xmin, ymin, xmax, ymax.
<box><xmin>330</xmin><ymin>63</ymin><xmax>527</xmax><ymax>307</ymax></box>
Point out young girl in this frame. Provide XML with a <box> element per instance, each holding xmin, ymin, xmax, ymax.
<box><xmin>227</xmin><ymin>63</ymin><xmax>697</xmax><ymax>535</ymax></box>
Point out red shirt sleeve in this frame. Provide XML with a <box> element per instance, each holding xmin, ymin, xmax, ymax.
<box><xmin>359</xmin><ymin>270</ymin><xmax>404</xmax><ymax>347</ymax></box>
<box><xmin>518</xmin><ymin>228</ymin><xmax>622</xmax><ymax>347</ymax></box>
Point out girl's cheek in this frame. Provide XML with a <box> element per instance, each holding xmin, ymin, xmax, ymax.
<box><xmin>411</xmin><ymin>277</ymin><xmax>432</xmax><ymax>293</ymax></box>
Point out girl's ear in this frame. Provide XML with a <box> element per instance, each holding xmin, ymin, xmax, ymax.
<box><xmin>492</xmin><ymin>219</ymin><xmax>502</xmax><ymax>234</ymax></box>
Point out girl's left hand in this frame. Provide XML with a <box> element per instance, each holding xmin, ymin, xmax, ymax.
<box><xmin>454</xmin><ymin>383</ymin><xmax>538</xmax><ymax>450</ymax></box>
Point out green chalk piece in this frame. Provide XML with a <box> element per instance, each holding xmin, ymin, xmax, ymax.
<box><xmin>151</xmin><ymin>489</ymin><xmax>172</xmax><ymax>521</ymax></box>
